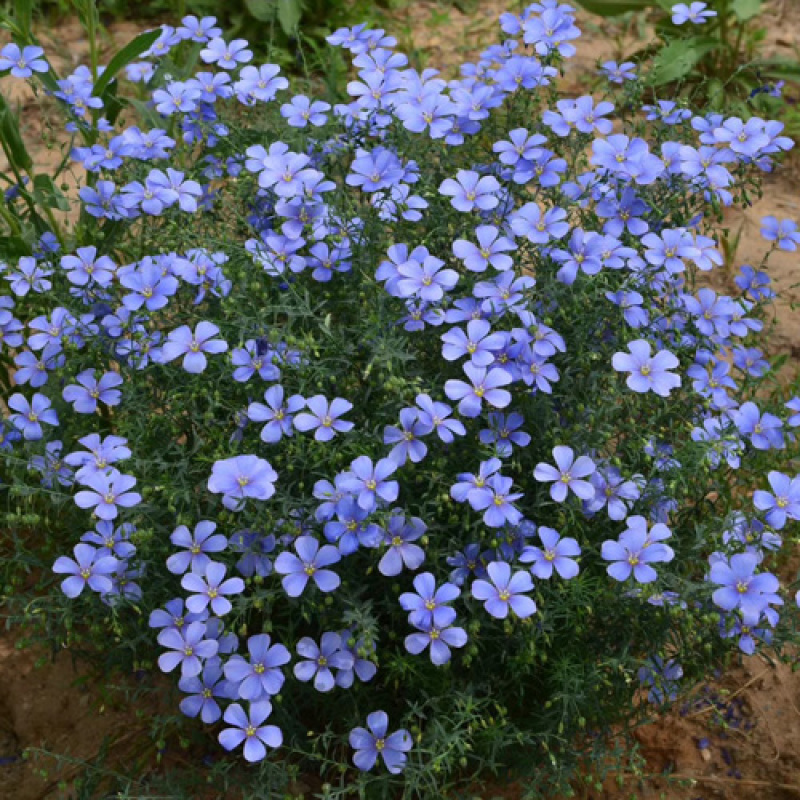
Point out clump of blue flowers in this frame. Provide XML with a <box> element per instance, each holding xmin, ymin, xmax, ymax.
<box><xmin>2</xmin><ymin>1</ymin><xmax>800</xmax><ymax>795</ymax></box>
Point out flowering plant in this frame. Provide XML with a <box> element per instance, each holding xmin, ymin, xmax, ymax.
<box><xmin>572</xmin><ymin>0</ymin><xmax>798</xmax><ymax>115</ymax></box>
<box><xmin>1</xmin><ymin>0</ymin><xmax>799</xmax><ymax>796</ymax></box>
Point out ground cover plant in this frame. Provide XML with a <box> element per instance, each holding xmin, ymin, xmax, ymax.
<box><xmin>1</xmin><ymin>0</ymin><xmax>800</xmax><ymax>797</ymax></box>
<box><xmin>571</xmin><ymin>0</ymin><xmax>800</xmax><ymax>125</ymax></box>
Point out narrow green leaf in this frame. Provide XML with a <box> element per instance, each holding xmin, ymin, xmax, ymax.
<box><xmin>648</xmin><ymin>37</ymin><xmax>716</xmax><ymax>86</ymax></box>
<box><xmin>14</xmin><ymin>0</ymin><xmax>32</xmax><ymax>36</ymax></box>
<box><xmin>0</xmin><ymin>98</ymin><xmax>32</xmax><ymax>171</ymax></box>
<box><xmin>126</xmin><ymin>97</ymin><xmax>163</xmax><ymax>129</ymax></box>
<box><xmin>731</xmin><ymin>0</ymin><xmax>762</xmax><ymax>21</ymax></box>
<box><xmin>92</xmin><ymin>28</ymin><xmax>160</xmax><ymax>99</ymax></box>
<box><xmin>570</xmin><ymin>0</ymin><xmax>655</xmax><ymax>16</ymax></box>
<box><xmin>32</xmin><ymin>174</ymin><xmax>70</xmax><ymax>212</ymax></box>
<box><xmin>0</xmin><ymin>235</ymin><xmax>30</xmax><ymax>259</ymax></box>
<box><xmin>753</xmin><ymin>58</ymin><xmax>800</xmax><ymax>80</ymax></box>
<box><xmin>245</xmin><ymin>0</ymin><xmax>277</xmax><ymax>23</ymax></box>
<box><xmin>277</xmin><ymin>0</ymin><xmax>303</xmax><ymax>34</ymax></box>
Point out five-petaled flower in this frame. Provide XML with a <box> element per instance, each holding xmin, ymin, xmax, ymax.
<box><xmin>709</xmin><ymin>552</ymin><xmax>781</xmax><ymax>623</ymax></box>
<box><xmin>159</xmin><ymin>321</ymin><xmax>228</xmax><ymax>373</ymax></box>
<box><xmin>293</xmin><ymin>395</ymin><xmax>354</xmax><ymax>441</ymax></box>
<box><xmin>534</xmin><ymin>446</ymin><xmax>596</xmax><ymax>502</ymax></box>
<box><xmin>471</xmin><ymin>561</ymin><xmax>537</xmax><ymax>619</ymax></box>
<box><xmin>350</xmin><ymin>711</ymin><xmax>413</xmax><ymax>774</ymax></box>
<box><xmin>74</xmin><ymin>471</ymin><xmax>142</xmax><ymax>520</ymax></box>
<box><xmin>274</xmin><ymin>535</ymin><xmax>341</xmax><ymax>596</ymax></box>
<box><xmin>52</xmin><ymin>543</ymin><xmax>118</xmax><ymax>598</ymax></box>
<box><xmin>207</xmin><ymin>455</ymin><xmax>278</xmax><ymax>511</ymax></box>
<box><xmin>218</xmin><ymin>702</ymin><xmax>282</xmax><ymax>762</ymax></box>
<box><xmin>612</xmin><ymin>340</ymin><xmax>681</xmax><ymax>396</ymax></box>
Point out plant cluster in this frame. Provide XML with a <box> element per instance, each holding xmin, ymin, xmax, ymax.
<box><xmin>572</xmin><ymin>0</ymin><xmax>799</xmax><ymax>125</ymax></box>
<box><xmin>1</xmin><ymin>0</ymin><xmax>800</xmax><ymax>796</ymax></box>
<box><xmin>2</xmin><ymin>0</ymin><xmax>383</xmax><ymax>74</ymax></box>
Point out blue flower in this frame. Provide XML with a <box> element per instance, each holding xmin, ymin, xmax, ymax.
<box><xmin>479</xmin><ymin>412</ymin><xmax>531</xmax><ymax>457</ymax></box>
<box><xmin>399</xmin><ymin>572</ymin><xmax>459</xmax><ymax>627</ymax></box>
<box><xmin>520</xmin><ymin>526</ymin><xmax>580</xmax><ymax>580</ymax></box>
<box><xmin>74</xmin><ymin>471</ymin><xmax>142</xmax><ymax>521</ymax></box>
<box><xmin>534</xmin><ymin>446</ymin><xmax>596</xmax><ymax>502</ymax></box>
<box><xmin>178</xmin><ymin>659</ymin><xmax>232</xmax><ymax>723</ymax></box>
<box><xmin>709</xmin><ymin>552</ymin><xmax>781</xmax><ymax>623</ymax></box>
<box><xmin>404</xmin><ymin>608</ymin><xmax>467</xmax><ymax>665</ymax></box>
<box><xmin>339</xmin><ymin>456</ymin><xmax>399</xmax><ymax>512</ymax></box>
<box><xmin>234</xmin><ymin>65</ymin><xmax>288</xmax><ymax>104</ymax></box>
<box><xmin>414</xmin><ymin>394</ymin><xmax>465</xmax><ymax>443</ymax></box>
<box><xmin>5</xmin><ymin>257</ymin><xmax>52</xmax><ymax>296</ymax></box>
<box><xmin>350</xmin><ymin>711</ymin><xmax>412</xmax><ymax>774</ymax></box>
<box><xmin>281</xmin><ymin>94</ymin><xmax>331</xmax><ymax>127</ymax></box>
<box><xmin>248</xmin><ymin>385</ymin><xmax>305</xmax><ymax>443</ymax></box>
<box><xmin>157</xmin><ymin>621</ymin><xmax>219</xmax><ymax>678</ymax></box>
<box><xmin>274</xmin><ymin>535</ymin><xmax>341</xmax><ymax>597</ymax></box>
<box><xmin>439</xmin><ymin>170</ymin><xmax>500</xmax><ymax>212</ymax></box>
<box><xmin>754</xmin><ymin>471</ymin><xmax>800</xmax><ymax>530</ymax></box>
<box><xmin>148</xmin><ymin>597</ymin><xmax>207</xmax><ymax>634</ymax></box>
<box><xmin>599</xmin><ymin>60</ymin><xmax>637</xmax><ymax>83</ymax></box>
<box><xmin>761</xmin><ymin>215</ymin><xmax>800</xmax><ymax>251</ymax></box>
<box><xmin>444</xmin><ymin>363</ymin><xmax>512</xmax><ymax>418</ymax></box>
<box><xmin>383</xmin><ymin>408</ymin><xmax>430</xmax><ymax>465</ymax></box>
<box><xmin>378</xmin><ymin>513</ymin><xmax>426</xmax><ymax>576</ymax></box>
<box><xmin>732</xmin><ymin>401</ymin><xmax>784</xmax><ymax>450</ymax></box>
<box><xmin>637</xmin><ymin>656</ymin><xmax>683</xmax><ymax>705</ymax></box>
<box><xmin>0</xmin><ymin>43</ymin><xmax>49</xmax><ymax>78</ymax></box>
<box><xmin>52</xmin><ymin>543</ymin><xmax>118</xmax><ymax>598</ymax></box>
<box><xmin>64</xmin><ymin>433</ymin><xmax>131</xmax><ymax>480</ymax></box>
<box><xmin>167</xmin><ymin>520</ymin><xmax>228</xmax><ymax>575</ymax></box>
<box><xmin>396</xmin><ymin>254</ymin><xmax>459</xmax><ymax>303</ymax></box>
<box><xmin>199</xmin><ymin>37</ymin><xmax>252</xmax><ymax>70</ymax></box>
<box><xmin>294</xmin><ymin>632</ymin><xmax>354</xmax><ymax>692</ymax></box>
<box><xmin>8</xmin><ymin>392</ymin><xmax>57</xmax><ymax>440</ymax></box>
<box><xmin>177</xmin><ymin>15</ymin><xmax>222</xmax><ymax>42</ymax></box>
<box><xmin>62</xmin><ymin>369</ymin><xmax>123</xmax><ymax>414</ymax></box>
<box><xmin>612</xmin><ymin>340</ymin><xmax>681</xmax><ymax>397</ymax></box>
<box><xmin>323</xmin><ymin>497</ymin><xmax>383</xmax><ymax>555</ymax></box>
<box><xmin>672</xmin><ymin>2</ymin><xmax>716</xmax><ymax>24</ymax></box>
<box><xmin>471</xmin><ymin>561</ymin><xmax>536</xmax><ymax>619</ymax></box>
<box><xmin>293</xmin><ymin>395</ymin><xmax>354</xmax><ymax>441</ymax></box>
<box><xmin>207</xmin><ymin>455</ymin><xmax>278</xmax><ymax>511</ymax></box>
<box><xmin>218</xmin><ymin>702</ymin><xmax>282</xmax><ymax>762</ymax></box>
<box><xmin>224</xmin><ymin>634</ymin><xmax>291</xmax><ymax>701</ymax></box>
<box><xmin>601</xmin><ymin>517</ymin><xmax>674</xmax><ymax>584</ymax></box>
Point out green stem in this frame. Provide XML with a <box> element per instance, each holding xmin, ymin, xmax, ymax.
<box><xmin>39</xmin><ymin>202</ymin><xmax>68</xmax><ymax>250</ymax></box>
<box><xmin>83</xmin><ymin>0</ymin><xmax>100</xmax><ymax>83</ymax></box>
<box><xmin>0</xmin><ymin>201</ymin><xmax>22</xmax><ymax>236</ymax></box>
